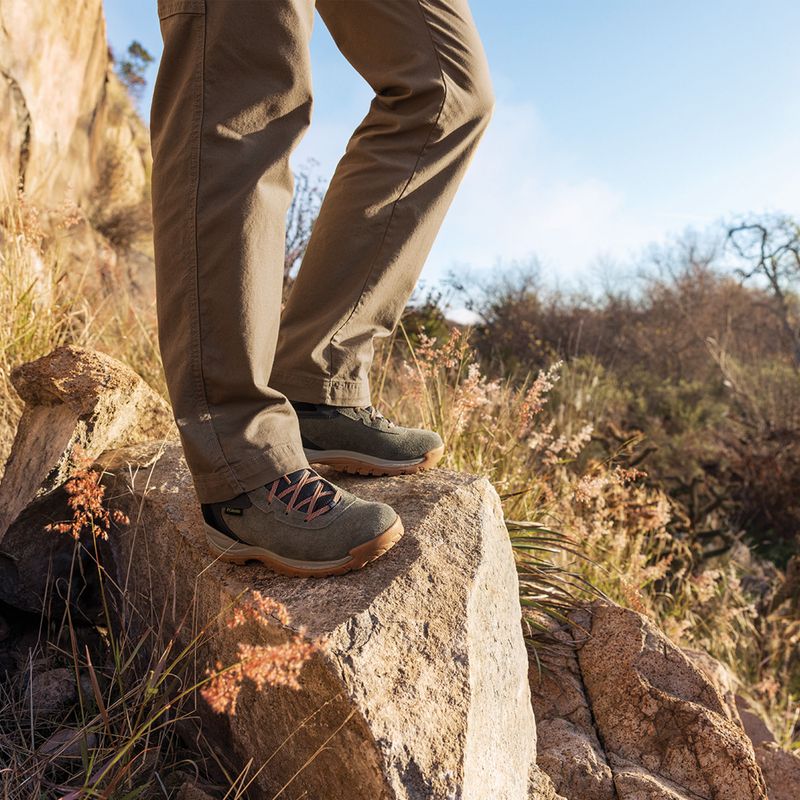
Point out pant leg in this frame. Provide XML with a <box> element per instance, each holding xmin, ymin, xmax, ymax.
<box><xmin>270</xmin><ymin>0</ymin><xmax>494</xmax><ymax>406</ymax></box>
<box><xmin>150</xmin><ymin>0</ymin><xmax>314</xmax><ymax>503</ymax></box>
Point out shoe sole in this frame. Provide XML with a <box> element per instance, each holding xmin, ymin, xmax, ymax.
<box><xmin>204</xmin><ymin>515</ymin><xmax>404</xmax><ymax>578</ymax></box>
<box><xmin>304</xmin><ymin>444</ymin><xmax>445</xmax><ymax>477</ymax></box>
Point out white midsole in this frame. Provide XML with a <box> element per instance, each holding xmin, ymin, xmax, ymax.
<box><xmin>204</xmin><ymin>524</ymin><xmax>352</xmax><ymax>569</ymax></box>
<box><xmin>303</xmin><ymin>448</ymin><xmax>425</xmax><ymax>468</ymax></box>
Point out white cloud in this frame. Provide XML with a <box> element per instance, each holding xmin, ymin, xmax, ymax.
<box><xmin>425</xmin><ymin>99</ymin><xmax>663</xmax><ymax>285</ymax></box>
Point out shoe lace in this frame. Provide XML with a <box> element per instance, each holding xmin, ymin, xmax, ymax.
<box><xmin>266</xmin><ymin>468</ymin><xmax>342</xmax><ymax>521</ymax></box>
<box><xmin>363</xmin><ymin>405</ymin><xmax>395</xmax><ymax>428</ymax></box>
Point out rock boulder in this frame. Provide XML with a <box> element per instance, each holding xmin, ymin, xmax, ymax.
<box><xmin>0</xmin><ymin>345</ymin><xmax>173</xmax><ymax>545</ymax></box>
<box><xmin>98</xmin><ymin>440</ymin><xmax>537</xmax><ymax>800</ymax></box>
<box><xmin>530</xmin><ymin>603</ymin><xmax>770</xmax><ymax>800</ymax></box>
<box><xmin>0</xmin><ymin>346</ymin><xmax>173</xmax><ymax>611</ymax></box>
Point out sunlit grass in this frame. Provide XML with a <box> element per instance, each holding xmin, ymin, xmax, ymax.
<box><xmin>1</xmin><ymin>192</ymin><xmax>797</xmax><ymax>795</ymax></box>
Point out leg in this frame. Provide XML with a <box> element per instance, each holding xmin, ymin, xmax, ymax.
<box><xmin>270</xmin><ymin>0</ymin><xmax>494</xmax><ymax>405</ymax></box>
<box><xmin>150</xmin><ymin>0</ymin><xmax>314</xmax><ymax>503</ymax></box>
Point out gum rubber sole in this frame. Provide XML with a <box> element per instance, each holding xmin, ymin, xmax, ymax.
<box><xmin>205</xmin><ymin>516</ymin><xmax>404</xmax><ymax>578</ymax></box>
<box><xmin>307</xmin><ymin>444</ymin><xmax>445</xmax><ymax>477</ymax></box>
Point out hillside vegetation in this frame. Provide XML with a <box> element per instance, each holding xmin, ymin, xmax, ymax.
<box><xmin>2</xmin><ymin>194</ymin><xmax>798</xmax><ymax>758</ymax></box>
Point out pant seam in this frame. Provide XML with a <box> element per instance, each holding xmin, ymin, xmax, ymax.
<box><xmin>323</xmin><ymin>0</ymin><xmax>449</xmax><ymax>383</ymax></box>
<box><xmin>188</xmin><ymin>1</ymin><xmax>242</xmax><ymax>494</ymax></box>
<box><xmin>270</xmin><ymin>369</ymin><xmax>367</xmax><ymax>388</ymax></box>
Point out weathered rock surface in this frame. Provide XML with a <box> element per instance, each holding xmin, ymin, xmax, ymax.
<box><xmin>687</xmin><ymin>648</ymin><xmax>800</xmax><ymax>800</ymax></box>
<box><xmin>754</xmin><ymin>743</ymin><xmax>800</xmax><ymax>800</ymax></box>
<box><xmin>176</xmin><ymin>784</ymin><xmax>218</xmax><ymax>800</ymax></box>
<box><xmin>0</xmin><ymin>0</ymin><xmax>156</xmax><ymax>309</ymax></box>
<box><xmin>0</xmin><ymin>347</ymin><xmax>173</xmax><ymax>612</ymax></box>
<box><xmin>0</xmin><ymin>0</ymin><xmax>149</xmax><ymax>206</ymax></box>
<box><xmin>530</xmin><ymin>603</ymin><xmax>770</xmax><ymax>800</ymax></box>
<box><xmin>98</xmin><ymin>440</ymin><xmax>537</xmax><ymax>800</ymax></box>
<box><xmin>28</xmin><ymin>667</ymin><xmax>77</xmax><ymax>718</ymax></box>
<box><xmin>3</xmin><ymin>347</ymin><xmax>538</xmax><ymax>799</ymax></box>
<box><xmin>528</xmin><ymin>614</ymin><xmax>614</xmax><ymax>800</ymax></box>
<box><xmin>0</xmin><ymin>345</ymin><xmax>172</xmax><ymax>545</ymax></box>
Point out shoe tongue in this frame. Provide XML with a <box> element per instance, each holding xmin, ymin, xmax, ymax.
<box><xmin>271</xmin><ymin>468</ymin><xmax>338</xmax><ymax>512</ymax></box>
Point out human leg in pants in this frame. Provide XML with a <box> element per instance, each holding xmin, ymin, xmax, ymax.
<box><xmin>271</xmin><ymin>0</ymin><xmax>494</xmax><ymax>477</ymax></box>
<box><xmin>150</xmin><ymin>0</ymin><xmax>491</xmax><ymax>573</ymax></box>
<box><xmin>271</xmin><ymin>0</ymin><xmax>494</xmax><ymax>409</ymax></box>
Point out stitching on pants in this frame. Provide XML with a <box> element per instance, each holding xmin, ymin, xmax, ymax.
<box><xmin>189</xmin><ymin>2</ymin><xmax>241</xmax><ymax>492</ymax></box>
<box><xmin>324</xmin><ymin>0</ymin><xmax>449</xmax><ymax>382</ymax></box>
<box><xmin>158</xmin><ymin>0</ymin><xmax>205</xmax><ymax>19</ymax></box>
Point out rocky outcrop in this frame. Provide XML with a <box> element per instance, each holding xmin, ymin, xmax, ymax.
<box><xmin>2</xmin><ymin>347</ymin><xmax>539</xmax><ymax>799</ymax></box>
<box><xmin>687</xmin><ymin>650</ymin><xmax>800</xmax><ymax>800</ymax></box>
<box><xmin>99</xmin><ymin>442</ymin><xmax>538</xmax><ymax>800</ymax></box>
<box><xmin>0</xmin><ymin>0</ymin><xmax>149</xmax><ymax>206</ymax></box>
<box><xmin>0</xmin><ymin>0</ymin><xmax>156</xmax><ymax>304</ymax></box>
<box><xmin>530</xmin><ymin>603</ymin><xmax>771</xmax><ymax>800</ymax></box>
<box><xmin>0</xmin><ymin>347</ymin><xmax>173</xmax><ymax>611</ymax></box>
<box><xmin>0</xmin><ymin>346</ymin><xmax>172</xmax><ymax>545</ymax></box>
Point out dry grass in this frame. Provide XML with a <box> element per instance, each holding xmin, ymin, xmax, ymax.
<box><xmin>0</xmin><ymin>451</ymin><xmax>320</xmax><ymax>798</ymax></box>
<box><xmin>0</xmin><ymin>195</ymin><xmax>164</xmax><ymax>475</ymax></box>
<box><xmin>374</xmin><ymin>322</ymin><xmax>800</xmax><ymax>749</ymax></box>
<box><xmin>1</xmin><ymin>193</ymin><xmax>798</xmax><ymax>798</ymax></box>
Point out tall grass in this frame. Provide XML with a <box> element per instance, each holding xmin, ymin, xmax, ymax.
<box><xmin>0</xmin><ymin>193</ymin><xmax>797</xmax><ymax>798</ymax></box>
<box><xmin>374</xmin><ymin>322</ymin><xmax>800</xmax><ymax>748</ymax></box>
<box><xmin>0</xmin><ymin>196</ymin><xmax>164</xmax><ymax>473</ymax></box>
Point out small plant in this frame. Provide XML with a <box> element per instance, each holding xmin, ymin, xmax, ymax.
<box><xmin>44</xmin><ymin>456</ymin><xmax>129</xmax><ymax>540</ymax></box>
<box><xmin>202</xmin><ymin>592</ymin><xmax>318</xmax><ymax>715</ymax></box>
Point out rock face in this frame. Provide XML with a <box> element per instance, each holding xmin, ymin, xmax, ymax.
<box><xmin>3</xmin><ymin>347</ymin><xmax>538</xmax><ymax>799</ymax></box>
<box><xmin>529</xmin><ymin>614</ymin><xmax>616</xmax><ymax>800</ymax></box>
<box><xmin>687</xmin><ymin>651</ymin><xmax>800</xmax><ymax>800</ymax></box>
<box><xmin>0</xmin><ymin>0</ymin><xmax>156</xmax><ymax>306</ymax></box>
<box><xmin>530</xmin><ymin>603</ymin><xmax>770</xmax><ymax>800</ymax></box>
<box><xmin>0</xmin><ymin>0</ymin><xmax>149</xmax><ymax>206</ymax></box>
<box><xmin>754</xmin><ymin>744</ymin><xmax>800</xmax><ymax>800</ymax></box>
<box><xmin>99</xmin><ymin>441</ymin><xmax>537</xmax><ymax>800</ymax></box>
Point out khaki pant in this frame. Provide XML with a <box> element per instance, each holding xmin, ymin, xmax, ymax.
<box><xmin>150</xmin><ymin>0</ymin><xmax>493</xmax><ymax>503</ymax></box>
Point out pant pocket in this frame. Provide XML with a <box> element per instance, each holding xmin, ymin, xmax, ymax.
<box><xmin>158</xmin><ymin>0</ymin><xmax>205</xmax><ymax>20</ymax></box>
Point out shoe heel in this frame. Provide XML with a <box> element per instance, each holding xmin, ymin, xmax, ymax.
<box><xmin>205</xmin><ymin>523</ymin><xmax>255</xmax><ymax>564</ymax></box>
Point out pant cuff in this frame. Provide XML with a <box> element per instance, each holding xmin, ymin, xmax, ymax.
<box><xmin>190</xmin><ymin>440</ymin><xmax>309</xmax><ymax>504</ymax></box>
<box><xmin>270</xmin><ymin>369</ymin><xmax>371</xmax><ymax>406</ymax></box>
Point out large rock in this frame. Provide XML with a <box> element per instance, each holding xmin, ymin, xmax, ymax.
<box><xmin>754</xmin><ymin>744</ymin><xmax>800</xmax><ymax>800</ymax></box>
<box><xmin>97</xmin><ymin>440</ymin><xmax>537</xmax><ymax>800</ymax></box>
<box><xmin>0</xmin><ymin>347</ymin><xmax>173</xmax><ymax>610</ymax></box>
<box><xmin>530</xmin><ymin>603</ymin><xmax>770</xmax><ymax>800</ymax></box>
<box><xmin>687</xmin><ymin>649</ymin><xmax>800</xmax><ymax>800</ymax></box>
<box><xmin>0</xmin><ymin>345</ymin><xmax>172</xmax><ymax>544</ymax></box>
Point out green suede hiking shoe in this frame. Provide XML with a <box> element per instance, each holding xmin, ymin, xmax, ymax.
<box><xmin>291</xmin><ymin>402</ymin><xmax>445</xmax><ymax>476</ymax></box>
<box><xmin>201</xmin><ymin>468</ymin><xmax>403</xmax><ymax>577</ymax></box>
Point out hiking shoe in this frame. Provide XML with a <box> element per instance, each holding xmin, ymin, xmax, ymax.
<box><xmin>201</xmin><ymin>467</ymin><xmax>403</xmax><ymax>577</ymax></box>
<box><xmin>291</xmin><ymin>402</ymin><xmax>445</xmax><ymax>476</ymax></box>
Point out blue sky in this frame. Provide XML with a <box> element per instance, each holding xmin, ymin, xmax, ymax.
<box><xmin>105</xmin><ymin>0</ymin><xmax>800</xmax><ymax>290</ymax></box>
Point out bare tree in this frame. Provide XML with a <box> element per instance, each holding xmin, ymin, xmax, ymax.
<box><xmin>728</xmin><ymin>215</ymin><xmax>800</xmax><ymax>367</ymax></box>
<box><xmin>284</xmin><ymin>160</ymin><xmax>326</xmax><ymax>284</ymax></box>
